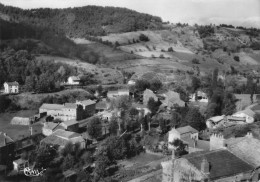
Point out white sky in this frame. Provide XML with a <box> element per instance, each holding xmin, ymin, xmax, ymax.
<box><xmin>0</xmin><ymin>0</ymin><xmax>260</xmax><ymax>28</ymax></box>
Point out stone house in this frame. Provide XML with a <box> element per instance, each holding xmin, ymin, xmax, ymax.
<box><xmin>161</xmin><ymin>149</ymin><xmax>256</xmax><ymax>182</ymax></box>
<box><xmin>4</xmin><ymin>82</ymin><xmax>19</xmax><ymax>94</ymax></box>
<box><xmin>39</xmin><ymin>103</ymin><xmax>84</xmax><ymax>121</ymax></box>
<box><xmin>42</xmin><ymin>122</ymin><xmax>65</xmax><ymax>136</ymax></box>
<box><xmin>190</xmin><ymin>90</ymin><xmax>208</xmax><ymax>103</ymax></box>
<box><xmin>161</xmin><ymin>91</ymin><xmax>185</xmax><ymax>108</ymax></box>
<box><xmin>41</xmin><ymin>129</ymin><xmax>85</xmax><ymax>149</ymax></box>
<box><xmin>143</xmin><ymin>89</ymin><xmax>158</xmax><ymax>106</ymax></box>
<box><xmin>67</xmin><ymin>76</ymin><xmax>80</xmax><ymax>85</ymax></box>
<box><xmin>76</xmin><ymin>99</ymin><xmax>96</xmax><ymax>117</ymax></box>
<box><xmin>0</xmin><ymin>132</ymin><xmax>15</xmax><ymax>168</ymax></box>
<box><xmin>60</xmin><ymin>119</ymin><xmax>79</xmax><ymax>132</ymax></box>
<box><xmin>168</xmin><ymin>126</ymin><xmax>199</xmax><ymax>150</ymax></box>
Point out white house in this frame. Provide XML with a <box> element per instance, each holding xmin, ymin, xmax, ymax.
<box><xmin>4</xmin><ymin>82</ymin><xmax>19</xmax><ymax>94</ymax></box>
<box><xmin>67</xmin><ymin>76</ymin><xmax>80</xmax><ymax>85</ymax></box>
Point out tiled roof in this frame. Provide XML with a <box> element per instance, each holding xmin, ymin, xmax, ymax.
<box><xmin>176</xmin><ymin>126</ymin><xmax>198</xmax><ymax>135</ymax></box>
<box><xmin>79</xmin><ymin>100</ymin><xmax>96</xmax><ymax>106</ymax></box>
<box><xmin>0</xmin><ymin>132</ymin><xmax>13</xmax><ymax>148</ymax></box>
<box><xmin>62</xmin><ymin>119</ymin><xmax>78</xmax><ymax>126</ymax></box>
<box><xmin>181</xmin><ymin>136</ymin><xmax>210</xmax><ymax>151</ymax></box>
<box><xmin>5</xmin><ymin>81</ymin><xmax>19</xmax><ymax>86</ymax></box>
<box><xmin>184</xmin><ymin>149</ymin><xmax>254</xmax><ymax>180</ymax></box>
<box><xmin>43</xmin><ymin>122</ymin><xmax>65</xmax><ymax>130</ymax></box>
<box><xmin>226</xmin><ymin>137</ymin><xmax>260</xmax><ymax>167</ymax></box>
<box><xmin>64</xmin><ymin>103</ymin><xmax>77</xmax><ymax>109</ymax></box>
<box><xmin>52</xmin><ymin>129</ymin><xmax>81</xmax><ymax>139</ymax></box>
<box><xmin>96</xmin><ymin>101</ymin><xmax>108</xmax><ymax>110</ymax></box>
<box><xmin>70</xmin><ymin>76</ymin><xmax>80</xmax><ymax>81</ymax></box>
<box><xmin>40</xmin><ymin>104</ymin><xmax>64</xmax><ymax>110</ymax></box>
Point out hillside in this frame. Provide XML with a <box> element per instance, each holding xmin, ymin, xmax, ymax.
<box><xmin>0</xmin><ymin>3</ymin><xmax>163</xmax><ymax>37</ymax></box>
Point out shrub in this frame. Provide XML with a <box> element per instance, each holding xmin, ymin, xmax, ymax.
<box><xmin>139</xmin><ymin>34</ymin><xmax>149</xmax><ymax>42</ymax></box>
<box><xmin>168</xmin><ymin>47</ymin><xmax>174</xmax><ymax>52</ymax></box>
<box><xmin>159</xmin><ymin>54</ymin><xmax>165</xmax><ymax>58</ymax></box>
<box><xmin>233</xmin><ymin>56</ymin><xmax>240</xmax><ymax>62</ymax></box>
<box><xmin>192</xmin><ymin>58</ymin><xmax>200</xmax><ymax>64</ymax></box>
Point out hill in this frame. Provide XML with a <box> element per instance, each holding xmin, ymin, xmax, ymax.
<box><xmin>0</xmin><ymin>3</ymin><xmax>163</xmax><ymax>37</ymax></box>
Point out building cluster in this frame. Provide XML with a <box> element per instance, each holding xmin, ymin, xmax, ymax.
<box><xmin>163</xmin><ymin>128</ymin><xmax>260</xmax><ymax>182</ymax></box>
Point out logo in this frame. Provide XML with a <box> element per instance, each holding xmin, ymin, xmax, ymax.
<box><xmin>22</xmin><ymin>167</ymin><xmax>46</xmax><ymax>177</ymax></box>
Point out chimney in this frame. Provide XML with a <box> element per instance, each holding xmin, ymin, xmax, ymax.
<box><xmin>246</xmin><ymin>132</ymin><xmax>253</xmax><ymax>138</ymax></box>
<box><xmin>201</xmin><ymin>158</ymin><xmax>210</xmax><ymax>175</ymax></box>
<box><xmin>172</xmin><ymin>150</ymin><xmax>175</xmax><ymax>160</ymax></box>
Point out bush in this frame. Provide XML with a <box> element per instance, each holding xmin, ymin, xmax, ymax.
<box><xmin>192</xmin><ymin>58</ymin><xmax>200</xmax><ymax>64</ymax></box>
<box><xmin>233</xmin><ymin>56</ymin><xmax>240</xmax><ymax>62</ymax></box>
<box><xmin>139</xmin><ymin>34</ymin><xmax>149</xmax><ymax>42</ymax></box>
<box><xmin>159</xmin><ymin>54</ymin><xmax>165</xmax><ymax>58</ymax></box>
<box><xmin>168</xmin><ymin>47</ymin><xmax>174</xmax><ymax>52</ymax></box>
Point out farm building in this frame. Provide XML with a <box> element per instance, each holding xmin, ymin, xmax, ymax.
<box><xmin>41</xmin><ymin>129</ymin><xmax>86</xmax><ymax>149</ymax></box>
<box><xmin>60</xmin><ymin>119</ymin><xmax>79</xmax><ymax>132</ymax></box>
<box><xmin>189</xmin><ymin>90</ymin><xmax>208</xmax><ymax>103</ymax></box>
<box><xmin>42</xmin><ymin>122</ymin><xmax>65</xmax><ymax>136</ymax></box>
<box><xmin>10</xmin><ymin>117</ymin><xmax>31</xmax><ymax>125</ymax></box>
<box><xmin>76</xmin><ymin>99</ymin><xmax>96</xmax><ymax>117</ymax></box>
<box><xmin>3</xmin><ymin>82</ymin><xmax>19</xmax><ymax>94</ymax></box>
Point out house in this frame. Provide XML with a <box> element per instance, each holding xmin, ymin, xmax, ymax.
<box><xmin>0</xmin><ymin>132</ymin><xmax>15</xmax><ymax>167</ymax></box>
<box><xmin>107</xmin><ymin>89</ymin><xmax>129</xmax><ymax>99</ymax></box>
<box><xmin>40</xmin><ymin>129</ymin><xmax>85</xmax><ymax>149</ymax></box>
<box><xmin>60</xmin><ymin>119</ymin><xmax>79</xmax><ymax>132</ymax></box>
<box><xmin>143</xmin><ymin>89</ymin><xmax>158</xmax><ymax>106</ymax></box>
<box><xmin>190</xmin><ymin>91</ymin><xmax>208</xmax><ymax>103</ymax></box>
<box><xmin>42</xmin><ymin>122</ymin><xmax>65</xmax><ymax>136</ymax></box>
<box><xmin>10</xmin><ymin>117</ymin><xmax>32</xmax><ymax>126</ymax></box>
<box><xmin>168</xmin><ymin>126</ymin><xmax>199</xmax><ymax>149</ymax></box>
<box><xmin>206</xmin><ymin>115</ymin><xmax>225</xmax><ymax>129</ymax></box>
<box><xmin>67</xmin><ymin>76</ymin><xmax>80</xmax><ymax>85</ymax></box>
<box><xmin>39</xmin><ymin>103</ymin><xmax>84</xmax><ymax>121</ymax></box>
<box><xmin>13</xmin><ymin>158</ymin><xmax>29</xmax><ymax>172</ymax></box>
<box><xmin>161</xmin><ymin>149</ymin><xmax>256</xmax><ymax>182</ymax></box>
<box><xmin>96</xmin><ymin>111</ymin><xmax>114</xmax><ymax>121</ymax></box>
<box><xmin>127</xmin><ymin>80</ymin><xmax>136</xmax><ymax>85</ymax></box>
<box><xmin>161</xmin><ymin>91</ymin><xmax>185</xmax><ymax>108</ymax></box>
<box><xmin>95</xmin><ymin>100</ymin><xmax>109</xmax><ymax>112</ymax></box>
<box><xmin>76</xmin><ymin>99</ymin><xmax>96</xmax><ymax>117</ymax></box>
<box><xmin>4</xmin><ymin>82</ymin><xmax>19</xmax><ymax>94</ymax></box>
<box><xmin>232</xmin><ymin>109</ymin><xmax>255</xmax><ymax>123</ymax></box>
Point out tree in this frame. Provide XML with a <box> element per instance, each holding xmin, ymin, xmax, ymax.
<box><xmin>61</xmin><ymin>154</ymin><xmax>75</xmax><ymax>171</ymax></box>
<box><xmin>147</xmin><ymin>97</ymin><xmax>160</xmax><ymax>115</ymax></box>
<box><xmin>81</xmin><ymin>151</ymin><xmax>93</xmax><ymax>166</ymax></box>
<box><xmin>135</xmin><ymin>79</ymin><xmax>150</xmax><ymax>91</ymax></box>
<box><xmin>211</xmin><ymin>68</ymin><xmax>219</xmax><ymax>90</ymax></box>
<box><xmin>34</xmin><ymin>145</ymin><xmax>57</xmax><ymax>169</ymax></box>
<box><xmin>191</xmin><ymin>76</ymin><xmax>201</xmax><ymax>93</ymax></box>
<box><xmin>76</xmin><ymin>170</ymin><xmax>91</xmax><ymax>182</ymax></box>
<box><xmin>184</xmin><ymin>107</ymin><xmax>205</xmax><ymax>131</ymax></box>
<box><xmin>139</xmin><ymin>34</ymin><xmax>149</xmax><ymax>42</ymax></box>
<box><xmin>170</xmin><ymin>111</ymin><xmax>181</xmax><ymax>128</ymax></box>
<box><xmin>233</xmin><ymin>56</ymin><xmax>240</xmax><ymax>62</ymax></box>
<box><xmin>87</xmin><ymin>117</ymin><xmax>102</xmax><ymax>139</ymax></box>
<box><xmin>168</xmin><ymin>47</ymin><xmax>174</xmax><ymax>52</ymax></box>
<box><xmin>61</xmin><ymin>142</ymin><xmax>74</xmax><ymax>157</ymax></box>
<box><xmin>109</xmin><ymin>115</ymin><xmax>119</xmax><ymax>135</ymax></box>
<box><xmin>150</xmin><ymin>79</ymin><xmax>162</xmax><ymax>92</ymax></box>
<box><xmin>191</xmin><ymin>58</ymin><xmax>200</xmax><ymax>64</ymax></box>
<box><xmin>159</xmin><ymin>118</ymin><xmax>167</xmax><ymax>134</ymax></box>
<box><xmin>94</xmin><ymin>154</ymin><xmax>111</xmax><ymax>180</ymax></box>
<box><xmin>222</xmin><ymin>92</ymin><xmax>238</xmax><ymax>115</ymax></box>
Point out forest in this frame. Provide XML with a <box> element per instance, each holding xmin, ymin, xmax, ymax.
<box><xmin>0</xmin><ymin>3</ymin><xmax>163</xmax><ymax>37</ymax></box>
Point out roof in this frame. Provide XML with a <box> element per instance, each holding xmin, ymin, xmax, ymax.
<box><xmin>176</xmin><ymin>126</ymin><xmax>198</xmax><ymax>135</ymax></box>
<box><xmin>96</xmin><ymin>101</ymin><xmax>108</xmax><ymax>110</ymax></box>
<box><xmin>53</xmin><ymin>129</ymin><xmax>81</xmax><ymax>139</ymax></box>
<box><xmin>63</xmin><ymin>170</ymin><xmax>76</xmax><ymax>178</ymax></box>
<box><xmin>181</xmin><ymin>136</ymin><xmax>210</xmax><ymax>151</ymax></box>
<box><xmin>62</xmin><ymin>119</ymin><xmax>78</xmax><ymax>126</ymax></box>
<box><xmin>40</xmin><ymin>104</ymin><xmax>64</xmax><ymax>110</ymax></box>
<box><xmin>43</xmin><ymin>122</ymin><xmax>65</xmax><ymax>131</ymax></box>
<box><xmin>10</xmin><ymin>117</ymin><xmax>30</xmax><ymax>124</ymax></box>
<box><xmin>234</xmin><ymin>109</ymin><xmax>256</xmax><ymax>118</ymax></box>
<box><xmin>0</xmin><ymin>132</ymin><xmax>13</xmax><ymax>148</ymax></box>
<box><xmin>79</xmin><ymin>99</ymin><xmax>96</xmax><ymax>106</ymax></box>
<box><xmin>183</xmin><ymin>149</ymin><xmax>254</xmax><ymax>180</ymax></box>
<box><xmin>226</xmin><ymin>116</ymin><xmax>245</xmax><ymax>122</ymax></box>
<box><xmin>226</xmin><ymin>136</ymin><xmax>260</xmax><ymax>167</ymax></box>
<box><xmin>64</xmin><ymin>103</ymin><xmax>77</xmax><ymax>109</ymax></box>
<box><xmin>164</xmin><ymin>91</ymin><xmax>185</xmax><ymax>107</ymax></box>
<box><xmin>208</xmin><ymin>115</ymin><xmax>225</xmax><ymax>123</ymax></box>
<box><xmin>69</xmin><ymin>76</ymin><xmax>80</xmax><ymax>81</ymax></box>
<box><xmin>4</xmin><ymin>81</ymin><xmax>19</xmax><ymax>86</ymax></box>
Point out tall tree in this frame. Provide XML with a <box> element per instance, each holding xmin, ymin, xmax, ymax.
<box><xmin>87</xmin><ymin>117</ymin><xmax>102</xmax><ymax>139</ymax></box>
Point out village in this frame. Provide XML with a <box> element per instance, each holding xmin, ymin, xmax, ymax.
<box><xmin>1</xmin><ymin>69</ymin><xmax>260</xmax><ymax>182</ymax></box>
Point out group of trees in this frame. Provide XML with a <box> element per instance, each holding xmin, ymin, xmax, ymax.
<box><xmin>134</xmin><ymin>78</ymin><xmax>163</xmax><ymax>92</ymax></box>
<box><xmin>0</xmin><ymin>3</ymin><xmax>163</xmax><ymax>37</ymax></box>
<box><xmin>0</xmin><ymin>49</ymin><xmax>78</xmax><ymax>93</ymax></box>
<box><xmin>197</xmin><ymin>25</ymin><xmax>215</xmax><ymax>38</ymax></box>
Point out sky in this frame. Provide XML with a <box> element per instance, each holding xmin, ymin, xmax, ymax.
<box><xmin>0</xmin><ymin>0</ymin><xmax>260</xmax><ymax>28</ymax></box>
